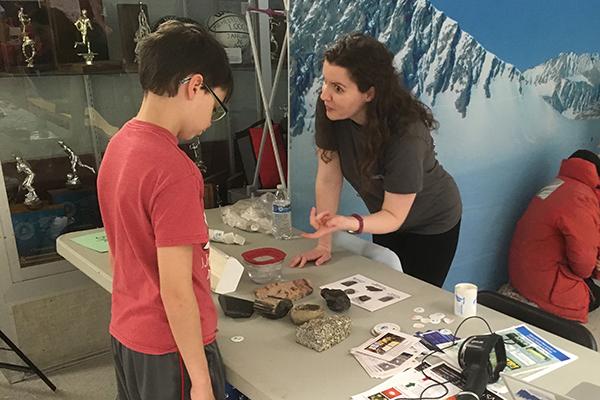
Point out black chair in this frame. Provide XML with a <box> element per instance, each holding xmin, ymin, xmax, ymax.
<box><xmin>0</xmin><ymin>329</ymin><xmax>56</xmax><ymax>391</ymax></box>
<box><xmin>478</xmin><ymin>290</ymin><xmax>597</xmax><ymax>351</ymax></box>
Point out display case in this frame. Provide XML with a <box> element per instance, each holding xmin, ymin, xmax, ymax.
<box><xmin>0</xmin><ymin>0</ymin><xmax>288</xmax><ymax>281</ymax></box>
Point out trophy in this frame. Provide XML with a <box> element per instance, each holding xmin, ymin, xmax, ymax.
<box><xmin>73</xmin><ymin>9</ymin><xmax>97</xmax><ymax>65</ymax></box>
<box><xmin>18</xmin><ymin>7</ymin><xmax>36</xmax><ymax>68</ymax></box>
<box><xmin>57</xmin><ymin>140</ymin><xmax>96</xmax><ymax>188</ymax></box>
<box><xmin>189</xmin><ymin>136</ymin><xmax>207</xmax><ymax>173</ymax></box>
<box><xmin>133</xmin><ymin>2</ymin><xmax>151</xmax><ymax>62</ymax></box>
<box><xmin>14</xmin><ymin>156</ymin><xmax>42</xmax><ymax>209</ymax></box>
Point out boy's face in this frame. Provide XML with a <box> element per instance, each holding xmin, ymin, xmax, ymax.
<box><xmin>181</xmin><ymin>82</ymin><xmax>227</xmax><ymax>141</ymax></box>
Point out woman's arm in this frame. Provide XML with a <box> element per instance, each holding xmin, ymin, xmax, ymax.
<box><xmin>290</xmin><ymin>148</ymin><xmax>343</xmax><ymax>267</ymax></box>
<box><xmin>558</xmin><ymin>199</ymin><xmax>600</xmax><ymax>279</ymax></box>
<box><xmin>362</xmin><ymin>191</ymin><xmax>416</xmax><ymax>234</ymax></box>
<box><xmin>303</xmin><ymin>191</ymin><xmax>416</xmax><ymax>238</ymax></box>
<box><xmin>315</xmin><ymin>148</ymin><xmax>343</xmax><ymax>246</ymax></box>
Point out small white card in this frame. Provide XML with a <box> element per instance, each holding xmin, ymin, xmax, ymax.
<box><xmin>352</xmin><ymin>331</ymin><xmax>421</xmax><ymax>362</ymax></box>
<box><xmin>320</xmin><ymin>274</ymin><xmax>411</xmax><ymax>312</ymax></box>
<box><xmin>209</xmin><ymin>246</ymin><xmax>244</xmax><ymax>294</ymax></box>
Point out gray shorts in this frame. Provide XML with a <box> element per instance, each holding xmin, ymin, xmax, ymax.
<box><xmin>111</xmin><ymin>336</ymin><xmax>226</xmax><ymax>400</ymax></box>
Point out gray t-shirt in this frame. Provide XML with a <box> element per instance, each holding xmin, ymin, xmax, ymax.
<box><xmin>315</xmin><ymin>100</ymin><xmax>462</xmax><ymax>234</ymax></box>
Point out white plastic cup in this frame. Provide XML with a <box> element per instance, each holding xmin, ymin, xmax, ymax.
<box><xmin>454</xmin><ymin>283</ymin><xmax>478</xmax><ymax>318</ymax></box>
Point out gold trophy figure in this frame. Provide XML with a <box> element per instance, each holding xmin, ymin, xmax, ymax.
<box><xmin>133</xmin><ymin>2</ymin><xmax>151</xmax><ymax>62</ymax></box>
<box><xmin>15</xmin><ymin>156</ymin><xmax>42</xmax><ymax>209</ymax></box>
<box><xmin>18</xmin><ymin>7</ymin><xmax>35</xmax><ymax>68</ymax></box>
<box><xmin>22</xmin><ymin>35</ymin><xmax>36</xmax><ymax>68</ymax></box>
<box><xmin>18</xmin><ymin>8</ymin><xmax>31</xmax><ymax>31</ymax></box>
<box><xmin>57</xmin><ymin>140</ymin><xmax>96</xmax><ymax>188</ymax></box>
<box><xmin>189</xmin><ymin>136</ymin><xmax>207</xmax><ymax>173</ymax></box>
<box><xmin>74</xmin><ymin>9</ymin><xmax>97</xmax><ymax>65</ymax></box>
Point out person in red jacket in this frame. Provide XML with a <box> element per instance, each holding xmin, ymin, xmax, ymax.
<box><xmin>509</xmin><ymin>150</ymin><xmax>600</xmax><ymax>323</ymax></box>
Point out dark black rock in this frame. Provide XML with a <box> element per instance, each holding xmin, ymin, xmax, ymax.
<box><xmin>254</xmin><ymin>298</ymin><xmax>293</xmax><ymax>319</ymax></box>
<box><xmin>218</xmin><ymin>294</ymin><xmax>254</xmax><ymax>318</ymax></box>
<box><xmin>366</xmin><ymin>285</ymin><xmax>383</xmax><ymax>292</ymax></box>
<box><xmin>320</xmin><ymin>288</ymin><xmax>351</xmax><ymax>312</ymax></box>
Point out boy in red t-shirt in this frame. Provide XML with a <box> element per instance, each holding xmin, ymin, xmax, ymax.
<box><xmin>97</xmin><ymin>20</ymin><xmax>232</xmax><ymax>400</ymax></box>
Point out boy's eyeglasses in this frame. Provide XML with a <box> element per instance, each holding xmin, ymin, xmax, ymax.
<box><xmin>179</xmin><ymin>76</ymin><xmax>228</xmax><ymax>122</ymax></box>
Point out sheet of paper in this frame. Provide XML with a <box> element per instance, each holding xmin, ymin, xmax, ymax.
<box><xmin>351</xmin><ymin>362</ymin><xmax>463</xmax><ymax>400</ymax></box>
<box><xmin>320</xmin><ymin>274</ymin><xmax>410</xmax><ymax>312</ymax></box>
<box><xmin>352</xmin><ymin>331</ymin><xmax>421</xmax><ymax>362</ymax></box>
<box><xmin>72</xmin><ymin>231</ymin><xmax>109</xmax><ymax>253</ymax></box>
<box><xmin>352</xmin><ymin>350</ymin><xmax>421</xmax><ymax>379</ymax></box>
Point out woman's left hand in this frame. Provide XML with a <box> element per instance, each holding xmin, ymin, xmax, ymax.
<box><xmin>302</xmin><ymin>214</ymin><xmax>359</xmax><ymax>239</ymax></box>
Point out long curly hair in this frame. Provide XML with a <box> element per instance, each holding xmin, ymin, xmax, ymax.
<box><xmin>320</xmin><ymin>32</ymin><xmax>437</xmax><ymax>182</ymax></box>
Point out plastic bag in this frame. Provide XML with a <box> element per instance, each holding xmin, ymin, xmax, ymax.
<box><xmin>220</xmin><ymin>192</ymin><xmax>275</xmax><ymax>234</ymax></box>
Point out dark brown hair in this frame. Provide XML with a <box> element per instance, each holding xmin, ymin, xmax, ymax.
<box><xmin>137</xmin><ymin>20</ymin><xmax>233</xmax><ymax>99</ymax></box>
<box><xmin>320</xmin><ymin>32</ymin><xmax>437</xmax><ymax>181</ymax></box>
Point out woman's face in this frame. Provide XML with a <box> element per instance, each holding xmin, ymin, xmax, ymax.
<box><xmin>320</xmin><ymin>61</ymin><xmax>374</xmax><ymax>124</ymax></box>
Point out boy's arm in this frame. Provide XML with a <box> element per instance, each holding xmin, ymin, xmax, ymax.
<box><xmin>157</xmin><ymin>245</ymin><xmax>214</xmax><ymax>400</ymax></box>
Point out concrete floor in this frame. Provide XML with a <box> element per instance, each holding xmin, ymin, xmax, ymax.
<box><xmin>0</xmin><ymin>352</ymin><xmax>116</xmax><ymax>400</ymax></box>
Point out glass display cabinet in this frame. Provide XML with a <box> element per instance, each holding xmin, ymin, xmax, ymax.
<box><xmin>0</xmin><ymin>0</ymin><xmax>288</xmax><ymax>281</ymax></box>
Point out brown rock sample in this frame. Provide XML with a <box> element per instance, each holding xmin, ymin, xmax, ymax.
<box><xmin>255</xmin><ymin>278</ymin><xmax>313</xmax><ymax>301</ymax></box>
<box><xmin>290</xmin><ymin>304</ymin><xmax>325</xmax><ymax>325</ymax></box>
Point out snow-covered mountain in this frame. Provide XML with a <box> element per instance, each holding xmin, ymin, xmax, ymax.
<box><xmin>524</xmin><ymin>52</ymin><xmax>600</xmax><ymax>119</ymax></box>
<box><xmin>290</xmin><ymin>0</ymin><xmax>525</xmax><ymax>131</ymax></box>
<box><xmin>290</xmin><ymin>0</ymin><xmax>600</xmax><ymax>132</ymax></box>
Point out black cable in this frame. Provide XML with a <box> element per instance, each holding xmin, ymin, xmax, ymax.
<box><xmin>385</xmin><ymin>346</ymin><xmax>451</xmax><ymax>400</ymax></box>
<box><xmin>391</xmin><ymin>315</ymin><xmax>495</xmax><ymax>400</ymax></box>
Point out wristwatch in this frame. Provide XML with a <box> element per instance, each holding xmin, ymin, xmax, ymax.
<box><xmin>347</xmin><ymin>213</ymin><xmax>364</xmax><ymax>234</ymax></box>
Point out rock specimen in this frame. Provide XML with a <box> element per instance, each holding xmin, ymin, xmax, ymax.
<box><xmin>296</xmin><ymin>315</ymin><xmax>351</xmax><ymax>352</ymax></box>
<box><xmin>255</xmin><ymin>278</ymin><xmax>313</xmax><ymax>301</ymax></box>
<box><xmin>320</xmin><ymin>288</ymin><xmax>351</xmax><ymax>312</ymax></box>
<box><xmin>290</xmin><ymin>304</ymin><xmax>325</xmax><ymax>325</ymax></box>
<box><xmin>254</xmin><ymin>298</ymin><xmax>293</xmax><ymax>319</ymax></box>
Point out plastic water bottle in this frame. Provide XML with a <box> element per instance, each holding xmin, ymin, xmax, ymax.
<box><xmin>272</xmin><ymin>184</ymin><xmax>292</xmax><ymax>239</ymax></box>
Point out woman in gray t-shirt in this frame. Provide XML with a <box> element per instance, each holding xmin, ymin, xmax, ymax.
<box><xmin>290</xmin><ymin>33</ymin><xmax>462</xmax><ymax>287</ymax></box>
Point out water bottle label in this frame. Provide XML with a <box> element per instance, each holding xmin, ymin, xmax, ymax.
<box><xmin>273</xmin><ymin>204</ymin><xmax>291</xmax><ymax>213</ymax></box>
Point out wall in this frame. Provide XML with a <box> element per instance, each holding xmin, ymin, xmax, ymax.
<box><xmin>289</xmin><ymin>0</ymin><xmax>600</xmax><ymax>290</ymax></box>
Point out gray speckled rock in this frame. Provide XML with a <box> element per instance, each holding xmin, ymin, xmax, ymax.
<box><xmin>295</xmin><ymin>315</ymin><xmax>351</xmax><ymax>352</ymax></box>
<box><xmin>290</xmin><ymin>304</ymin><xmax>325</xmax><ymax>325</ymax></box>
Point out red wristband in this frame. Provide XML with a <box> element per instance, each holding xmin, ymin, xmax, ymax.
<box><xmin>349</xmin><ymin>213</ymin><xmax>364</xmax><ymax>234</ymax></box>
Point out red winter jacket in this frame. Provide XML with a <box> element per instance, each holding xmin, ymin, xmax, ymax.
<box><xmin>509</xmin><ymin>158</ymin><xmax>600</xmax><ymax>323</ymax></box>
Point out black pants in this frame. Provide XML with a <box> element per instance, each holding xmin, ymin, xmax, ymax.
<box><xmin>112</xmin><ymin>337</ymin><xmax>227</xmax><ymax>400</ymax></box>
<box><xmin>585</xmin><ymin>278</ymin><xmax>600</xmax><ymax>312</ymax></box>
<box><xmin>373</xmin><ymin>220</ymin><xmax>461</xmax><ymax>288</ymax></box>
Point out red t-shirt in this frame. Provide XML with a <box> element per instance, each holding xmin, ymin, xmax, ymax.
<box><xmin>97</xmin><ymin>119</ymin><xmax>217</xmax><ymax>354</ymax></box>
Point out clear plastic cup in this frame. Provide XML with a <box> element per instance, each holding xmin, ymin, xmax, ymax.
<box><xmin>241</xmin><ymin>247</ymin><xmax>286</xmax><ymax>284</ymax></box>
